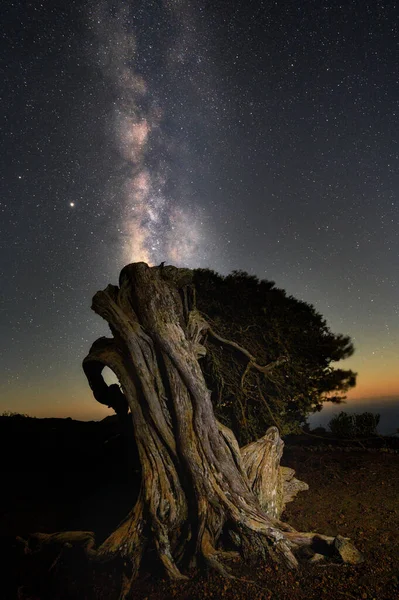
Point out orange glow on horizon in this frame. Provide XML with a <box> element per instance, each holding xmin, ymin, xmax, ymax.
<box><xmin>2</xmin><ymin>350</ymin><xmax>397</xmax><ymax>422</ymax></box>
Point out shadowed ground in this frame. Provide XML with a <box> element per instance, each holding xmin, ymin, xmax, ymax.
<box><xmin>1</xmin><ymin>416</ymin><xmax>398</xmax><ymax>599</ymax></box>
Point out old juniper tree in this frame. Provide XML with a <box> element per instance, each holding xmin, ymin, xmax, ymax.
<box><xmin>21</xmin><ymin>263</ymin><xmax>362</xmax><ymax>598</ymax></box>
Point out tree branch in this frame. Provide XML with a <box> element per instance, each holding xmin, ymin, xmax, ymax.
<box><xmin>207</xmin><ymin>325</ymin><xmax>288</xmax><ymax>375</ymax></box>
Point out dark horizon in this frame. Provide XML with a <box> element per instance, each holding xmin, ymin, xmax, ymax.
<box><xmin>4</xmin><ymin>395</ymin><xmax>398</xmax><ymax>438</ymax></box>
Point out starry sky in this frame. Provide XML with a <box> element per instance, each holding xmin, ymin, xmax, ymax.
<box><xmin>1</xmin><ymin>0</ymin><xmax>398</xmax><ymax>424</ymax></box>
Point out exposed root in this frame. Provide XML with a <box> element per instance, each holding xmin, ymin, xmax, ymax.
<box><xmin>19</xmin><ymin>531</ymin><xmax>97</xmax><ymax>559</ymax></box>
<box><xmin>201</xmin><ymin>531</ymin><xmax>235</xmax><ymax>578</ymax></box>
<box><xmin>152</xmin><ymin>519</ymin><xmax>188</xmax><ymax>580</ymax></box>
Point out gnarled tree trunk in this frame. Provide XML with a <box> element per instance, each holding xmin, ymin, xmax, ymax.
<box><xmin>20</xmin><ymin>263</ymin><xmax>362</xmax><ymax>598</ymax></box>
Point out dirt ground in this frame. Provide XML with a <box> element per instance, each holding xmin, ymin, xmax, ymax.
<box><xmin>129</xmin><ymin>447</ymin><xmax>399</xmax><ymax>600</ymax></box>
<box><xmin>1</xmin><ymin>419</ymin><xmax>399</xmax><ymax>599</ymax></box>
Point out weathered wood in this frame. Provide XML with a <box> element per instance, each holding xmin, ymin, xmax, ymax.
<box><xmin>82</xmin><ymin>263</ymin><xmax>303</xmax><ymax>589</ymax></box>
<box><xmin>240</xmin><ymin>427</ymin><xmax>309</xmax><ymax>519</ymax></box>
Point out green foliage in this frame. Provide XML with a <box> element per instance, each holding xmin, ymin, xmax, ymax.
<box><xmin>0</xmin><ymin>411</ymin><xmax>35</xmax><ymax>419</ymax></box>
<box><xmin>328</xmin><ymin>411</ymin><xmax>356</xmax><ymax>438</ymax></box>
<box><xmin>328</xmin><ymin>411</ymin><xmax>380</xmax><ymax>438</ymax></box>
<box><xmin>311</xmin><ymin>426</ymin><xmax>327</xmax><ymax>435</ymax></box>
<box><xmin>354</xmin><ymin>412</ymin><xmax>380</xmax><ymax>436</ymax></box>
<box><xmin>193</xmin><ymin>268</ymin><xmax>357</xmax><ymax>445</ymax></box>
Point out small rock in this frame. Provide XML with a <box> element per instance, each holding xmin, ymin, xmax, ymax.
<box><xmin>309</xmin><ymin>553</ymin><xmax>325</xmax><ymax>563</ymax></box>
<box><xmin>334</xmin><ymin>535</ymin><xmax>364</xmax><ymax>564</ymax></box>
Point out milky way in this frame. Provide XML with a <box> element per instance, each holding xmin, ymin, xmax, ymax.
<box><xmin>89</xmin><ymin>0</ymin><xmax>211</xmax><ymax>267</ymax></box>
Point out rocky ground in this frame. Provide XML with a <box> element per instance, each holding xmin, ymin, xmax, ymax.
<box><xmin>1</xmin><ymin>415</ymin><xmax>398</xmax><ymax>599</ymax></box>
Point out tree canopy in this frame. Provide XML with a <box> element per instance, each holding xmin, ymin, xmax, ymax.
<box><xmin>193</xmin><ymin>268</ymin><xmax>356</xmax><ymax>445</ymax></box>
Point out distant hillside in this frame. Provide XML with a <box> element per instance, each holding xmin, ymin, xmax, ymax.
<box><xmin>307</xmin><ymin>397</ymin><xmax>399</xmax><ymax>435</ymax></box>
<box><xmin>0</xmin><ymin>414</ymin><xmax>127</xmax><ymax>473</ymax></box>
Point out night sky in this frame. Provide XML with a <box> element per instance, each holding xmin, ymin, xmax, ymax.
<box><xmin>1</xmin><ymin>0</ymin><xmax>398</xmax><ymax>423</ymax></box>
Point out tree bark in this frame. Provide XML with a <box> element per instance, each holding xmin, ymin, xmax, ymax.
<box><xmin>20</xmin><ymin>263</ymin><xmax>363</xmax><ymax>598</ymax></box>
